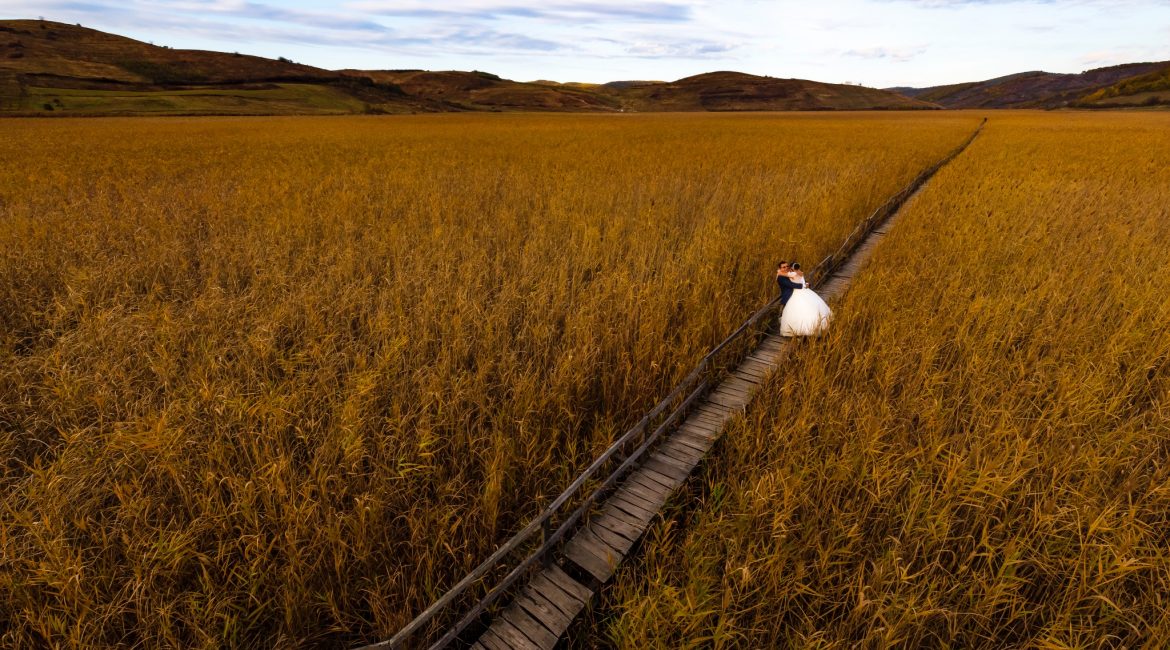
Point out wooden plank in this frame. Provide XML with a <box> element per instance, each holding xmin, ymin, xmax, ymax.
<box><xmin>564</xmin><ymin>540</ymin><xmax>615</xmax><ymax>583</ymax></box>
<box><xmin>644</xmin><ymin>453</ymin><xmax>694</xmax><ymax>478</ymax></box>
<box><xmin>656</xmin><ymin>442</ymin><xmax>701</xmax><ymax>466</ymax></box>
<box><xmin>628</xmin><ymin>468</ymin><xmax>677</xmax><ymax>493</ymax></box>
<box><xmin>489</xmin><ymin>617</ymin><xmax>541</xmax><ymax>650</ymax></box>
<box><xmin>590</xmin><ymin>512</ymin><xmax>644</xmax><ymax>542</ymax></box>
<box><xmin>733</xmin><ymin>370</ymin><xmax>762</xmax><ymax>385</ymax></box>
<box><xmin>679</xmin><ymin>419</ymin><xmax>721</xmax><ymax>437</ymax></box>
<box><xmin>659</xmin><ymin>446</ymin><xmax>702</xmax><ymax>472</ymax></box>
<box><xmin>564</xmin><ymin>532</ymin><xmax>619</xmax><ymax>582</ymax></box>
<box><xmin>608</xmin><ymin>492</ymin><xmax>658</xmax><ymax>520</ymax></box>
<box><xmin>620</xmin><ymin>479</ymin><xmax>669</xmax><ymax>508</ymax></box>
<box><xmin>578</xmin><ymin>527</ymin><xmax>624</xmax><ymax>559</ymax></box>
<box><xmin>747</xmin><ymin>352</ymin><xmax>779</xmax><ymax>365</ymax></box>
<box><xmin>634</xmin><ymin>465</ymin><xmax>683</xmax><ymax>492</ymax></box>
<box><xmin>714</xmin><ymin>384</ymin><xmax>752</xmax><ymax>400</ymax></box>
<box><xmin>689</xmin><ymin>409</ymin><xmax>726</xmax><ymax>425</ymax></box>
<box><xmin>643</xmin><ymin>456</ymin><xmax>693</xmax><ymax>483</ymax></box>
<box><xmin>721</xmin><ymin>376</ymin><xmax>757</xmax><ymax>394</ymax></box>
<box><xmin>668</xmin><ymin>432</ymin><xmax>711</xmax><ymax>453</ymax></box>
<box><xmin>695</xmin><ymin>405</ymin><xmax>732</xmax><ymax>420</ymax></box>
<box><xmin>659</xmin><ymin>439</ymin><xmax>702</xmax><ymax>465</ymax></box>
<box><xmin>733</xmin><ymin>363</ymin><xmax>768</xmax><ymax>378</ymax></box>
<box><xmin>545</xmin><ymin>564</ymin><xmax>592</xmax><ymax>602</ymax></box>
<box><xmin>477</xmin><ymin>628</ymin><xmax>511</xmax><ymax>650</ymax></box>
<box><xmin>612</xmin><ymin>486</ymin><xmax>662</xmax><ymax>513</ymax></box>
<box><xmin>516</xmin><ymin>591</ymin><xmax>571</xmax><ymax>633</ymax></box>
<box><xmin>738</xmin><ymin>357</ymin><xmax>773</xmax><ymax>373</ymax></box>
<box><xmin>708</xmin><ymin>393</ymin><xmax>746</xmax><ymax>409</ymax></box>
<box><xmin>587</xmin><ymin>521</ymin><xmax>636</xmax><ymax>554</ymax></box>
<box><xmin>599</xmin><ymin>500</ymin><xmax>652</xmax><ymax>529</ymax></box>
<box><xmin>678</xmin><ymin>420</ymin><xmax>720</xmax><ymax>438</ymax></box>
<box><xmin>502</xmin><ymin>606</ymin><xmax>559</xmax><ymax>648</ymax></box>
<box><xmin>530</xmin><ymin>573</ymin><xmax>586</xmax><ymax>617</ymax></box>
<box><xmin>660</xmin><ymin>439</ymin><xmax>705</xmax><ymax>463</ymax></box>
<box><xmin>713</xmin><ymin>385</ymin><xmax>751</xmax><ymax>401</ymax></box>
<box><xmin>756</xmin><ymin>340</ymin><xmax>786</xmax><ymax>354</ymax></box>
<box><xmin>710</xmin><ymin>388</ymin><xmax>748</xmax><ymax>405</ymax></box>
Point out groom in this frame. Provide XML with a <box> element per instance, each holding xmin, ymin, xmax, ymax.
<box><xmin>776</xmin><ymin>261</ymin><xmax>802</xmax><ymax>305</ymax></box>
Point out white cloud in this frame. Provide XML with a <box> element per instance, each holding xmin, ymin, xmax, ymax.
<box><xmin>10</xmin><ymin>0</ymin><xmax>1170</xmax><ymax>85</ymax></box>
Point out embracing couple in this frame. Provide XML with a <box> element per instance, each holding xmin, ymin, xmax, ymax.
<box><xmin>775</xmin><ymin>260</ymin><xmax>832</xmax><ymax>337</ymax></box>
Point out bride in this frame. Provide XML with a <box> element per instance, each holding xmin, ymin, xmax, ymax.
<box><xmin>780</xmin><ymin>263</ymin><xmax>832</xmax><ymax>336</ymax></box>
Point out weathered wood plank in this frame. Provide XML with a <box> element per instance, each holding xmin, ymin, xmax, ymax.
<box><xmin>725</xmin><ymin>373</ymin><xmax>760</xmax><ymax>389</ymax></box>
<box><xmin>645</xmin><ymin>453</ymin><xmax>694</xmax><ymax>476</ymax></box>
<box><xmin>689</xmin><ymin>409</ymin><xmax>727</xmax><ymax>426</ymax></box>
<box><xmin>738</xmin><ymin>357</ymin><xmax>773</xmax><ymax>373</ymax></box>
<box><xmin>587</xmin><ymin>521</ymin><xmax>636</xmax><ymax>554</ymax></box>
<box><xmin>470</xmin><ymin>642</ymin><xmax>488</xmax><ymax>650</ymax></box>
<box><xmin>477</xmin><ymin>628</ymin><xmax>511</xmax><ymax>650</ymax></box>
<box><xmin>599</xmin><ymin>500</ymin><xmax>652</xmax><ymax>529</ymax></box>
<box><xmin>713</xmin><ymin>384</ymin><xmax>752</xmax><ymax>400</ymax></box>
<box><xmin>708</xmin><ymin>393</ymin><xmax>746</xmax><ymax>409</ymax></box>
<box><xmin>668</xmin><ymin>432</ymin><xmax>711</xmax><ymax>453</ymax></box>
<box><xmin>608</xmin><ymin>492</ymin><xmax>658</xmax><ymax>520</ymax></box>
<box><xmin>628</xmin><ymin>468</ymin><xmax>677</xmax><ymax>493</ymax></box>
<box><xmin>489</xmin><ymin>617</ymin><xmax>542</xmax><ymax>650</ymax></box>
<box><xmin>590</xmin><ymin>512</ymin><xmax>644</xmax><ymax>542</ymax></box>
<box><xmin>654</xmin><ymin>442</ymin><xmax>699</xmax><ymax>466</ymax></box>
<box><xmin>734</xmin><ymin>363</ymin><xmax>769</xmax><ymax>378</ymax></box>
<box><xmin>530</xmin><ymin>572</ymin><xmax>586</xmax><ymax>617</ymax></box>
<box><xmin>679</xmin><ymin>418</ymin><xmax>720</xmax><ymax>436</ymax></box>
<box><xmin>619</xmin><ymin>479</ymin><xmax>669</xmax><ymax>508</ymax></box>
<box><xmin>659</xmin><ymin>440</ymin><xmax>703</xmax><ymax>464</ymax></box>
<box><xmin>545</xmin><ymin>564</ymin><xmax>591</xmax><ymax>602</ymax></box>
<box><xmin>516</xmin><ymin>591</ymin><xmax>571</xmax><ymax>633</ymax></box>
<box><xmin>643</xmin><ymin>457</ymin><xmax>693</xmax><ymax>482</ymax></box>
<box><xmin>564</xmin><ymin>537</ymin><xmax>617</xmax><ymax>583</ymax></box>
<box><xmin>565</xmin><ymin>530</ymin><xmax>622</xmax><ymax>582</ymax></box>
<box><xmin>612</xmin><ymin>486</ymin><xmax>663</xmax><ymax>513</ymax></box>
<box><xmin>733</xmin><ymin>370</ymin><xmax>762</xmax><ymax>385</ymax></box>
<box><xmin>502</xmin><ymin>606</ymin><xmax>559</xmax><ymax>648</ymax></box>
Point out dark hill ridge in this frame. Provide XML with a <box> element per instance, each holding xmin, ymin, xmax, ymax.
<box><xmin>622</xmin><ymin>71</ymin><xmax>936</xmax><ymax>111</ymax></box>
<box><xmin>0</xmin><ymin>19</ymin><xmax>935</xmax><ymax>115</ymax></box>
<box><xmin>892</xmin><ymin>62</ymin><xmax>1170</xmax><ymax>108</ymax></box>
<box><xmin>4</xmin><ymin>18</ymin><xmax>1166</xmax><ymax>116</ymax></box>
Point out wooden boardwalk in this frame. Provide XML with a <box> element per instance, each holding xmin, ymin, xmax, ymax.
<box><xmin>470</xmin><ymin>202</ymin><xmax>910</xmax><ymax>650</ymax></box>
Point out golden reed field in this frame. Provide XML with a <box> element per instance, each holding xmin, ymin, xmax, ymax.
<box><xmin>600</xmin><ymin>113</ymin><xmax>1170</xmax><ymax>648</ymax></box>
<box><xmin>0</xmin><ymin>113</ymin><xmax>979</xmax><ymax>648</ymax></box>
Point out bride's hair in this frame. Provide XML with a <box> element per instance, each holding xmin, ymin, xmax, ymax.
<box><xmin>791</xmin><ymin>262</ymin><xmax>801</xmax><ymax>271</ymax></box>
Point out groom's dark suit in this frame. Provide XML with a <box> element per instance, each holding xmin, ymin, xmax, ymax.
<box><xmin>776</xmin><ymin>275</ymin><xmax>803</xmax><ymax>305</ymax></box>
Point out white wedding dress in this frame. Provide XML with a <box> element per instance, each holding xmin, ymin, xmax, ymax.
<box><xmin>780</xmin><ymin>275</ymin><xmax>832</xmax><ymax>337</ymax></box>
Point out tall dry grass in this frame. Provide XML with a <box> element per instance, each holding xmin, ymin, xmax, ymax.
<box><xmin>600</xmin><ymin>112</ymin><xmax>1170</xmax><ymax>648</ymax></box>
<box><xmin>0</xmin><ymin>112</ymin><xmax>979</xmax><ymax>648</ymax></box>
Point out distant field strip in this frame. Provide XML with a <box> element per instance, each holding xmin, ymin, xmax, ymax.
<box><xmin>602</xmin><ymin>112</ymin><xmax>1170</xmax><ymax>649</ymax></box>
<box><xmin>0</xmin><ymin>113</ymin><xmax>979</xmax><ymax>649</ymax></box>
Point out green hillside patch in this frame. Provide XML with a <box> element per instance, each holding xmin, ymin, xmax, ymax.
<box><xmin>13</xmin><ymin>83</ymin><xmax>370</xmax><ymax>115</ymax></box>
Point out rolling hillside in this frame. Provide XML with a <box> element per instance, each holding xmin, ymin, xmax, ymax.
<box><xmin>618</xmin><ymin>71</ymin><xmax>938</xmax><ymax>111</ymax></box>
<box><xmin>0</xmin><ymin>19</ymin><xmax>414</xmax><ymax>115</ymax></box>
<box><xmin>892</xmin><ymin>62</ymin><xmax>1170</xmax><ymax>108</ymax></box>
<box><xmin>1</xmin><ymin>19</ymin><xmax>937</xmax><ymax>116</ymax></box>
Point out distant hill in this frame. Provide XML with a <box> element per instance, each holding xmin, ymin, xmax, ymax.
<box><xmin>340</xmin><ymin>69</ymin><xmax>620</xmax><ymax>112</ymax></box>
<box><xmin>0</xmin><ymin>19</ymin><xmax>415</xmax><ymax>115</ymax></box>
<box><xmin>892</xmin><ymin>62</ymin><xmax>1170</xmax><ymax>108</ymax></box>
<box><xmin>618</xmin><ymin>71</ymin><xmax>937</xmax><ymax>111</ymax></box>
<box><xmin>0</xmin><ymin>20</ymin><xmax>940</xmax><ymax>116</ymax></box>
<box><xmin>6</xmin><ymin>19</ymin><xmax>1165</xmax><ymax>117</ymax></box>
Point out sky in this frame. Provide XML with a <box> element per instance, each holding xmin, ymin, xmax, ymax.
<box><xmin>4</xmin><ymin>0</ymin><xmax>1170</xmax><ymax>87</ymax></box>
